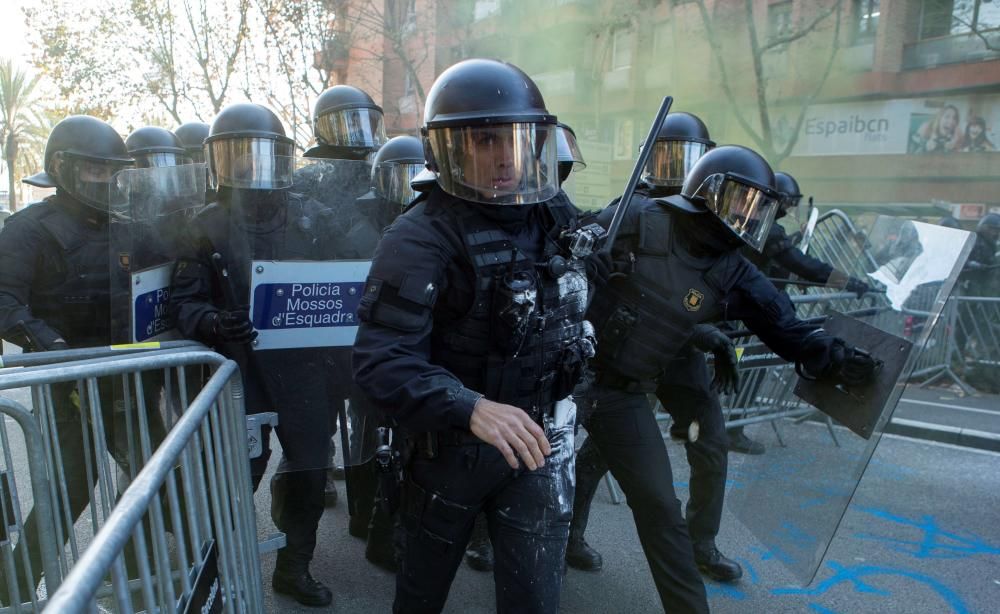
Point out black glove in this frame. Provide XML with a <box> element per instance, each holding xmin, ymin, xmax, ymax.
<box><xmin>826</xmin><ymin>339</ymin><xmax>879</xmax><ymax>387</ymax></box>
<box><xmin>689</xmin><ymin>324</ymin><xmax>741</xmax><ymax>395</ymax></box>
<box><xmin>844</xmin><ymin>277</ymin><xmax>870</xmax><ymax>299</ymax></box>
<box><xmin>585</xmin><ymin>251</ymin><xmax>620</xmax><ymax>286</ymax></box>
<box><xmin>202</xmin><ymin>308</ymin><xmax>258</xmax><ymax>344</ymax></box>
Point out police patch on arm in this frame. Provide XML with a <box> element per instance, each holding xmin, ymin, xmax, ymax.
<box><xmin>358</xmin><ymin>275</ymin><xmax>439</xmax><ymax>332</ymax></box>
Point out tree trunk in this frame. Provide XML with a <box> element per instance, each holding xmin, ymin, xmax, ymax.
<box><xmin>5</xmin><ymin>155</ymin><xmax>16</xmax><ymax>213</ymax></box>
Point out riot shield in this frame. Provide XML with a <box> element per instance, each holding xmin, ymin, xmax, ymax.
<box><xmin>104</xmin><ymin>164</ymin><xmax>206</xmax><ymax>547</ymax></box>
<box><xmin>239</xmin><ymin>157</ymin><xmax>387</xmax><ymax>524</ymax></box>
<box><xmin>727</xmin><ymin>216</ymin><xmax>974</xmax><ymax>584</ymax></box>
<box><xmin>110</xmin><ymin>164</ymin><xmax>207</xmax><ymax>344</ymax></box>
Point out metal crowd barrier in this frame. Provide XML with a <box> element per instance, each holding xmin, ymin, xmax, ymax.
<box><xmin>0</xmin><ymin>344</ymin><xmax>263</xmax><ymax>613</ymax></box>
<box><xmin>909</xmin><ymin>294</ymin><xmax>1000</xmax><ymax>393</ymax></box>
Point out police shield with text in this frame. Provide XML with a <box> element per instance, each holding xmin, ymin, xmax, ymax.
<box><xmin>291</xmin><ymin>84</ymin><xmax>387</xmax><ymax>519</ymax></box>
<box><xmin>577</xmin><ymin>142</ymin><xmax>881</xmax><ymax>612</ymax></box>
<box><xmin>169</xmin><ymin>103</ymin><xmax>336</xmax><ymax>607</ymax></box>
<box><xmin>352</xmin><ymin>58</ymin><xmax>594</xmax><ymax>614</ymax></box>
<box><xmin>0</xmin><ymin>115</ymin><xmax>137</xmax><ymax>603</ymax></box>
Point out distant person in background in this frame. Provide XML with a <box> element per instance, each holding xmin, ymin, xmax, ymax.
<box><xmin>910</xmin><ymin>104</ymin><xmax>961</xmax><ymax>154</ymax></box>
<box><xmin>962</xmin><ymin>117</ymin><xmax>995</xmax><ymax>152</ymax></box>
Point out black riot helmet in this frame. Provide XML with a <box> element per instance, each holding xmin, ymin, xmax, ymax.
<box><xmin>174</xmin><ymin>122</ymin><xmax>210</xmax><ymax>163</ymax></box>
<box><xmin>422</xmin><ymin>58</ymin><xmax>559</xmax><ymax>205</ymax></box>
<box><xmin>556</xmin><ymin>122</ymin><xmax>586</xmax><ymax>185</ymax></box>
<box><xmin>937</xmin><ymin>216</ymin><xmax>961</xmax><ymax>229</ymax></box>
<box><xmin>126</xmin><ymin>126</ymin><xmax>191</xmax><ymax>168</ymax></box>
<box><xmin>661</xmin><ymin>145</ymin><xmax>780</xmax><ymax>252</ymax></box>
<box><xmin>977</xmin><ymin>212</ymin><xmax>1000</xmax><ymax>242</ymax></box>
<box><xmin>773</xmin><ymin>171</ymin><xmax>802</xmax><ymax>219</ymax></box>
<box><xmin>371</xmin><ymin>135</ymin><xmax>425</xmax><ymax>206</ymax></box>
<box><xmin>643</xmin><ymin>112</ymin><xmax>715</xmax><ymax>188</ymax></box>
<box><xmin>312</xmin><ymin>85</ymin><xmax>387</xmax><ymax>153</ymax></box>
<box><xmin>205</xmin><ymin>103</ymin><xmax>295</xmax><ymax>190</ymax></box>
<box><xmin>23</xmin><ymin>115</ymin><xmax>133</xmax><ymax>212</ymax></box>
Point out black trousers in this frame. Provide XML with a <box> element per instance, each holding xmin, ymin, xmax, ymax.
<box><xmin>7</xmin><ymin>377</ymin><xmax>170</xmax><ymax>599</ymax></box>
<box><xmin>575</xmin><ymin>381</ymin><xmax>710</xmax><ymax>614</ymax></box>
<box><xmin>576</xmin><ymin>351</ymin><xmax>728</xmax><ymax>546</ymax></box>
<box><xmin>394</xmin><ymin>422</ymin><xmax>575</xmax><ymax>614</ymax></box>
<box><xmin>253</xmin><ymin>406</ymin><xmax>330</xmax><ymax>573</ymax></box>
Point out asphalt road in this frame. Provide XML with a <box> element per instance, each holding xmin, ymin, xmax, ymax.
<box><xmin>257</xmin><ymin>416</ymin><xmax>1000</xmax><ymax>613</ymax></box>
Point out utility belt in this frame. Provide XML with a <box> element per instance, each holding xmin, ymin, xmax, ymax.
<box><xmin>591</xmin><ymin>367</ymin><xmax>659</xmax><ymax>394</ymax></box>
<box><xmin>408</xmin><ymin>401</ymin><xmax>556</xmax><ymax>460</ymax></box>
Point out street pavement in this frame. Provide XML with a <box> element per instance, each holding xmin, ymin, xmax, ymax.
<box><xmin>257</xmin><ymin>403</ymin><xmax>1000</xmax><ymax>613</ymax></box>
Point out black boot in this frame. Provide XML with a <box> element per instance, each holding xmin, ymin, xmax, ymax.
<box><xmin>727</xmin><ymin>428</ymin><xmax>765</xmax><ymax>455</ymax></box>
<box><xmin>464</xmin><ymin>516</ymin><xmax>493</xmax><ymax>572</ymax></box>
<box><xmin>324</xmin><ymin>470</ymin><xmax>339</xmax><ymax>507</ymax></box>
<box><xmin>272</xmin><ymin>568</ymin><xmax>333</xmax><ymax>607</ymax></box>
<box><xmin>366</xmin><ymin>530</ymin><xmax>398</xmax><ymax>572</ymax></box>
<box><xmin>565</xmin><ymin>535</ymin><xmax>603</xmax><ymax>571</ymax></box>
<box><xmin>348</xmin><ymin>512</ymin><xmax>369</xmax><ymax>539</ymax></box>
<box><xmin>693</xmin><ymin>542</ymin><xmax>743</xmax><ymax>583</ymax></box>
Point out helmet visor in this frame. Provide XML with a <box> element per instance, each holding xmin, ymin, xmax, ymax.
<box><xmin>55</xmin><ymin>152</ymin><xmax>134</xmax><ymax>212</ymax></box>
<box><xmin>134</xmin><ymin>152</ymin><xmax>193</xmax><ymax>169</ymax></box>
<box><xmin>207</xmin><ymin>137</ymin><xmax>295</xmax><ymax>189</ymax></box>
<box><xmin>556</xmin><ymin>125</ymin><xmax>586</xmax><ymax>170</ymax></box>
<box><xmin>111</xmin><ymin>163</ymin><xmax>207</xmax><ymax>221</ymax></box>
<box><xmin>692</xmin><ymin>172</ymin><xmax>780</xmax><ymax>252</ymax></box>
<box><xmin>643</xmin><ymin>140</ymin><xmax>710</xmax><ymax>187</ymax></box>
<box><xmin>186</xmin><ymin>147</ymin><xmax>206</xmax><ymax>164</ymax></box>
<box><xmin>373</xmin><ymin>161</ymin><xmax>423</xmax><ymax>206</ymax></box>
<box><xmin>427</xmin><ymin>122</ymin><xmax>559</xmax><ymax>205</ymax></box>
<box><xmin>315</xmin><ymin>108</ymin><xmax>387</xmax><ymax>149</ymax></box>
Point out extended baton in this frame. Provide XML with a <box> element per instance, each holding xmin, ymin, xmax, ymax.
<box><xmin>601</xmin><ymin>96</ymin><xmax>673</xmax><ymax>254</ymax></box>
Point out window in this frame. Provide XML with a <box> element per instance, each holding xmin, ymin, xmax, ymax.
<box><xmin>474</xmin><ymin>0</ymin><xmax>501</xmax><ymax>21</ymax></box>
<box><xmin>920</xmin><ymin>0</ymin><xmax>1000</xmax><ymax>40</ymax></box>
<box><xmin>611</xmin><ymin>28</ymin><xmax>634</xmax><ymax>70</ymax></box>
<box><xmin>853</xmin><ymin>0</ymin><xmax>880</xmax><ymax>43</ymax></box>
<box><xmin>768</xmin><ymin>1</ymin><xmax>793</xmax><ymax>40</ymax></box>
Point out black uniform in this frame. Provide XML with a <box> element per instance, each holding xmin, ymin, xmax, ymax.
<box><xmin>169</xmin><ymin>191</ymin><xmax>334</xmax><ymax>575</ymax></box>
<box><xmin>574</xmin><ymin>195</ymin><xmax>843</xmax><ymax>613</ymax></box>
<box><xmin>0</xmin><ymin>194</ymin><xmax>163</xmax><ymax>597</ymax></box>
<box><xmin>353</xmin><ymin>186</ymin><xmax>590</xmax><ymax>613</ymax></box>
<box><xmin>744</xmin><ymin>222</ymin><xmax>833</xmax><ymax>283</ymax></box>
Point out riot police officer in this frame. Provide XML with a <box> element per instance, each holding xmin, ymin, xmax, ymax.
<box><xmin>126</xmin><ymin>126</ymin><xmax>193</xmax><ymax>168</ymax></box>
<box><xmin>576</xmin><ymin>144</ymin><xmax>880</xmax><ymax>613</ymax></box>
<box><xmin>353</xmin><ymin>59</ymin><xmax>594</xmax><ymax>614</ymax></box>
<box><xmin>462</xmin><ymin>120</ymin><xmax>588</xmax><ymax>574</ymax></box>
<box><xmin>169</xmin><ymin>103</ymin><xmax>334</xmax><ymax>606</ymax></box>
<box><xmin>290</xmin><ymin>84</ymin><xmax>387</xmax><ymax>515</ymax></box>
<box><xmin>173</xmin><ymin>121</ymin><xmax>210</xmax><ymax>163</ymax></box>
<box><xmin>348</xmin><ymin>134</ymin><xmax>425</xmax><ymax>572</ymax></box>
<box><xmin>0</xmin><ymin>115</ymin><xmax>135</xmax><ymax>600</ymax></box>
<box><xmin>570</xmin><ymin>111</ymin><xmax>750</xmax><ymax>580</ymax></box>
<box><xmin>744</xmin><ymin>171</ymin><xmax>870</xmax><ymax>297</ymax></box>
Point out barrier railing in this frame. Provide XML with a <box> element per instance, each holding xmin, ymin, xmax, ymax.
<box><xmin>0</xmin><ymin>345</ymin><xmax>262</xmax><ymax>613</ymax></box>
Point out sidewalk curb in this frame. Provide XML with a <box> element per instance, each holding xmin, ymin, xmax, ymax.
<box><xmin>887</xmin><ymin>417</ymin><xmax>1000</xmax><ymax>453</ymax></box>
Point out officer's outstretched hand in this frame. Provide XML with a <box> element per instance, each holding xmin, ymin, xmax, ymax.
<box><xmin>215</xmin><ymin>307</ymin><xmax>258</xmax><ymax>344</ymax></box>
<box><xmin>689</xmin><ymin>324</ymin><xmax>741</xmax><ymax>395</ymax></box>
<box><xmin>844</xmin><ymin>277</ymin><xmax>871</xmax><ymax>299</ymax></box>
<box><xmin>827</xmin><ymin>340</ymin><xmax>879</xmax><ymax>387</ymax></box>
<box><xmin>470</xmin><ymin>398</ymin><xmax>551</xmax><ymax>471</ymax></box>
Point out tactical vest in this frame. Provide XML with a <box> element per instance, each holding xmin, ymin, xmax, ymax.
<box><xmin>588</xmin><ymin>202</ymin><xmax>741</xmax><ymax>385</ymax></box>
<box><xmin>28</xmin><ymin>198</ymin><xmax>113</xmax><ymax>345</ymax></box>
<box><xmin>432</xmin><ymin>193</ymin><xmax>590</xmax><ymax>415</ymax></box>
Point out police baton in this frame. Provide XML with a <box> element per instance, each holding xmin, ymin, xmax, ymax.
<box><xmin>601</xmin><ymin>96</ymin><xmax>674</xmax><ymax>255</ymax></box>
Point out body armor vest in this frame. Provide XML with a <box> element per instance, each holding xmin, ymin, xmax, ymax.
<box><xmin>28</xmin><ymin>197</ymin><xmax>112</xmax><ymax>345</ymax></box>
<box><xmin>432</xmin><ymin>194</ymin><xmax>590</xmax><ymax>415</ymax></box>
<box><xmin>588</xmin><ymin>202</ymin><xmax>741</xmax><ymax>385</ymax></box>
